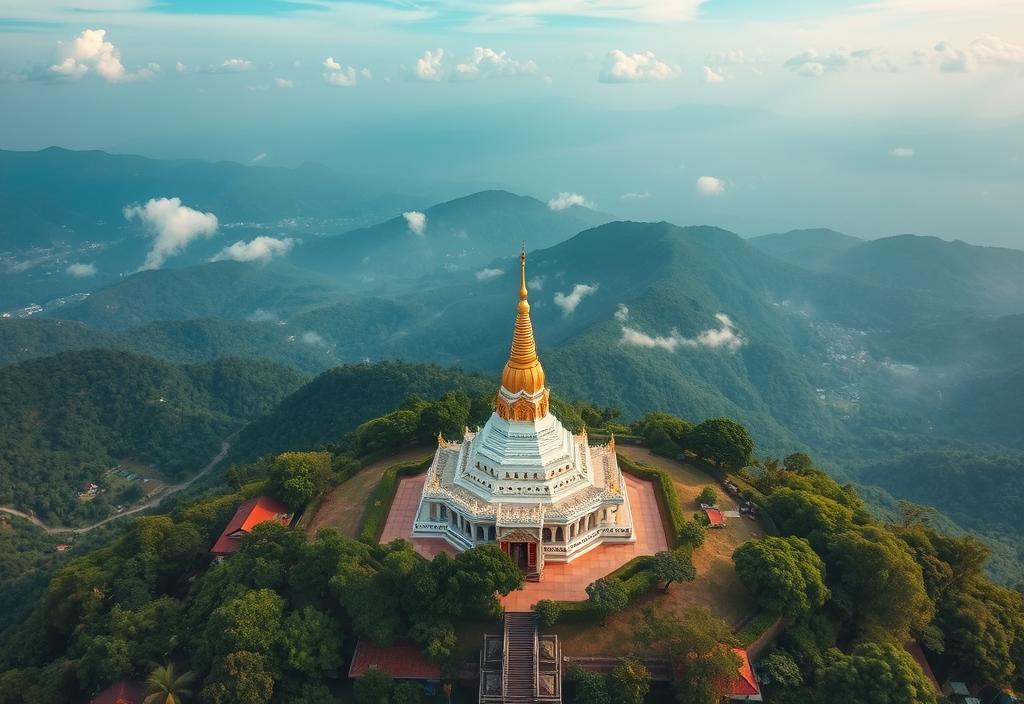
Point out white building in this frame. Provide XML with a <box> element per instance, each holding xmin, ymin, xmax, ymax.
<box><xmin>413</xmin><ymin>249</ymin><xmax>634</xmax><ymax>578</ymax></box>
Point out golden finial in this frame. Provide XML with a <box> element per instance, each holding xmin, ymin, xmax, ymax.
<box><xmin>608</xmin><ymin>433</ymin><xmax>616</xmax><ymax>451</ymax></box>
<box><xmin>437</xmin><ymin>431</ymin><xmax>444</xmax><ymax>446</ymax></box>
<box><xmin>500</xmin><ymin>245</ymin><xmax>546</xmax><ymax>398</ymax></box>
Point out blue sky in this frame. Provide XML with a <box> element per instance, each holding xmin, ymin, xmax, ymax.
<box><xmin>1</xmin><ymin>0</ymin><xmax>1022</xmax><ymax>245</ymax></box>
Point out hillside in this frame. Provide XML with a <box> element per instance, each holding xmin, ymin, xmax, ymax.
<box><xmin>57</xmin><ymin>261</ymin><xmax>344</xmax><ymax>329</ymax></box>
<box><xmin>752</xmin><ymin>230</ymin><xmax>1024</xmax><ymax>315</ymax></box>
<box><xmin>232</xmin><ymin>361</ymin><xmax>493</xmax><ymax>461</ymax></box>
<box><xmin>0</xmin><ymin>147</ymin><xmax>405</xmax><ymax>252</ymax></box>
<box><xmin>292</xmin><ymin>190</ymin><xmax>611</xmax><ymax>285</ymax></box>
<box><xmin>0</xmin><ymin>350</ymin><xmax>307</xmax><ymax>524</ymax></box>
<box><xmin>748</xmin><ymin>228</ymin><xmax>864</xmax><ymax>269</ymax></box>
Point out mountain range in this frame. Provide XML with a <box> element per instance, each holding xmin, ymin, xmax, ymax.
<box><xmin>3</xmin><ymin>148</ymin><xmax>1024</xmax><ymax>581</ymax></box>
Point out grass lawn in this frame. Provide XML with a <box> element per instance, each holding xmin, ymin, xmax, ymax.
<box><xmin>299</xmin><ymin>447</ymin><xmax>432</xmax><ymax>538</ymax></box>
<box><xmin>554</xmin><ymin>446</ymin><xmax>766</xmax><ymax>657</ymax></box>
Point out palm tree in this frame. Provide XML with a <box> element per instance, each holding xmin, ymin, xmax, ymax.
<box><xmin>144</xmin><ymin>663</ymin><xmax>195</xmax><ymax>704</ymax></box>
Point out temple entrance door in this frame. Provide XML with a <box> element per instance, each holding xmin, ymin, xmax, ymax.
<box><xmin>510</xmin><ymin>542</ymin><xmax>528</xmax><ymax>570</ymax></box>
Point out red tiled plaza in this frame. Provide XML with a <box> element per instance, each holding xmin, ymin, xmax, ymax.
<box><xmin>379</xmin><ymin>471</ymin><xmax>669</xmax><ymax>610</ymax></box>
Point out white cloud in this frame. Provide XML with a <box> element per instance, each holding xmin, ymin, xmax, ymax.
<box><xmin>220</xmin><ymin>58</ymin><xmax>253</xmax><ymax>72</ymax></box>
<box><xmin>212</xmin><ymin>236</ymin><xmax>297</xmax><ymax>263</ymax></box>
<box><xmin>247</xmin><ymin>308</ymin><xmax>281</xmax><ymax>323</ymax></box>
<box><xmin>784</xmin><ymin>48</ymin><xmax>900</xmax><ymax>77</ymax></box>
<box><xmin>414</xmin><ymin>49</ymin><xmax>444</xmax><ymax>81</ymax></box>
<box><xmin>554</xmin><ymin>283</ymin><xmax>598</xmax><ymax>316</ymax></box>
<box><xmin>889</xmin><ymin>146</ymin><xmax>914</xmax><ymax>157</ymax></box>
<box><xmin>249</xmin><ymin>152</ymin><xmax>267</xmax><ymax>163</ymax></box>
<box><xmin>123</xmin><ymin>197</ymin><xmax>218</xmax><ymax>271</ymax></box>
<box><xmin>696</xmin><ymin>176</ymin><xmax>725</xmax><ymax>197</ymax></box>
<box><xmin>620</xmin><ymin>192</ymin><xmax>650</xmax><ymax>200</ymax></box>
<box><xmin>463</xmin><ymin>0</ymin><xmax>703</xmax><ymax>25</ymax></box>
<box><xmin>66</xmin><ymin>262</ymin><xmax>97</xmax><ymax>277</ymax></box>
<box><xmin>711</xmin><ymin>48</ymin><xmax>748</xmax><ymax>65</ymax></box>
<box><xmin>47</xmin><ymin>29</ymin><xmax>153</xmax><ymax>83</ymax></box>
<box><xmin>475</xmin><ymin>267</ymin><xmax>503</xmax><ymax>281</ymax></box>
<box><xmin>175</xmin><ymin>61</ymin><xmax>186</xmax><ymax>73</ymax></box>
<box><xmin>703</xmin><ymin>65</ymin><xmax>725</xmax><ymax>83</ymax></box>
<box><xmin>548</xmin><ymin>192</ymin><xmax>593</xmax><ymax>210</ymax></box>
<box><xmin>403</xmin><ymin>211</ymin><xmax>427</xmax><ymax>236</ymax></box>
<box><xmin>528</xmin><ymin>276</ymin><xmax>545</xmax><ymax>291</ymax></box>
<box><xmin>968</xmin><ymin>34</ymin><xmax>1024</xmax><ymax>65</ymax></box>
<box><xmin>599</xmin><ymin>50</ymin><xmax>680</xmax><ymax>83</ymax></box>
<box><xmin>299</xmin><ymin>331</ymin><xmax>325</xmax><ymax>346</ymax></box>
<box><xmin>453</xmin><ymin>47</ymin><xmax>539</xmax><ymax>80</ymax></box>
<box><xmin>323</xmin><ymin>57</ymin><xmax>369</xmax><ymax>86</ymax></box>
<box><xmin>274</xmin><ymin>77</ymin><xmax>294</xmax><ymax>88</ymax></box>
<box><xmin>323</xmin><ymin>67</ymin><xmax>358</xmax><ymax>86</ymax></box>
<box><xmin>619</xmin><ymin>312</ymin><xmax>744</xmax><ymax>352</ymax></box>
<box><xmin>48</xmin><ymin>57</ymin><xmax>87</xmax><ymax>80</ymax></box>
<box><xmin>933</xmin><ymin>35</ymin><xmax>1024</xmax><ymax>72</ymax></box>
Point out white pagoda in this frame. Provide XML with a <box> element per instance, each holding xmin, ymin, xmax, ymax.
<box><xmin>412</xmin><ymin>249</ymin><xmax>635</xmax><ymax>578</ymax></box>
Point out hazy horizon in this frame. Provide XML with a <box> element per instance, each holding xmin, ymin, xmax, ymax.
<box><xmin>2</xmin><ymin>0</ymin><xmax>1023</xmax><ymax>246</ymax></box>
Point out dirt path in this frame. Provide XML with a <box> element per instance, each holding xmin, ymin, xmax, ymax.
<box><xmin>302</xmin><ymin>446</ymin><xmax>432</xmax><ymax>538</ymax></box>
<box><xmin>0</xmin><ymin>436</ymin><xmax>234</xmax><ymax>534</ymax></box>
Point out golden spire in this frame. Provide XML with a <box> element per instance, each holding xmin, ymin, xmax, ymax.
<box><xmin>501</xmin><ymin>245</ymin><xmax>546</xmax><ymax>395</ymax></box>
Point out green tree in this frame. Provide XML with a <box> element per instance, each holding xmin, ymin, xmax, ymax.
<box><xmin>632</xmin><ymin>412</ymin><xmax>692</xmax><ymax>455</ymax></box>
<box><xmin>936</xmin><ymin>578</ymin><xmax>1024</xmax><ymax>686</ymax></box>
<box><xmin>393</xmin><ymin>681</ymin><xmax>424</xmax><ymax>704</ymax></box>
<box><xmin>416</xmin><ymin>390</ymin><xmax>470</xmax><ymax>442</ymax></box>
<box><xmin>685</xmin><ymin>418</ymin><xmax>754</xmax><ymax>470</ymax></box>
<box><xmin>764</xmin><ymin>488</ymin><xmax>854</xmax><ymax>551</ymax></box>
<box><xmin>609</xmin><ymin>656</ymin><xmax>650</xmax><ymax>704</ymax></box>
<box><xmin>265</xmin><ymin>451</ymin><xmax>332</xmax><ymax>511</ymax></box>
<box><xmin>828</xmin><ymin>526</ymin><xmax>934</xmax><ymax>643</ymax></box>
<box><xmin>783</xmin><ymin>452</ymin><xmax>814</xmax><ymax>475</ymax></box>
<box><xmin>587</xmin><ymin>578</ymin><xmax>629</xmax><ymax>626</ymax></box>
<box><xmin>652</xmin><ymin>549</ymin><xmax>696</xmax><ymax>592</ymax></box>
<box><xmin>760</xmin><ymin>651</ymin><xmax>802</xmax><ymax>689</ymax></box>
<box><xmin>144</xmin><ymin>663</ymin><xmax>195</xmax><ymax>704</ymax></box>
<box><xmin>817</xmin><ymin>643</ymin><xmax>938</xmax><ymax>704</ymax></box>
<box><xmin>696</xmin><ymin>487</ymin><xmax>718</xmax><ymax>506</ymax></box>
<box><xmin>276</xmin><ymin>606</ymin><xmax>343</xmax><ymax>677</ymax></box>
<box><xmin>678</xmin><ymin>519</ymin><xmax>706</xmax><ymax>549</ymax></box>
<box><xmin>200</xmin><ymin>651</ymin><xmax>274</xmax><ymax>704</ymax></box>
<box><xmin>201</xmin><ymin>589</ymin><xmax>285</xmax><ymax>664</ymax></box>
<box><xmin>353</xmin><ymin>669</ymin><xmax>394</xmax><ymax>704</ymax></box>
<box><xmin>567</xmin><ymin>663</ymin><xmax>611</xmax><ymax>704</ymax></box>
<box><xmin>733</xmin><ymin>536</ymin><xmax>829</xmax><ymax>618</ymax></box>
<box><xmin>533</xmin><ymin>600</ymin><xmax>561</xmax><ymax>627</ymax></box>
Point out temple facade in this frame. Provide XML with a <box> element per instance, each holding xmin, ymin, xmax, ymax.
<box><xmin>412</xmin><ymin>249</ymin><xmax>635</xmax><ymax>578</ymax></box>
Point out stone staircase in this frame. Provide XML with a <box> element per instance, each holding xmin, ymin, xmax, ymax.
<box><xmin>502</xmin><ymin>612</ymin><xmax>537</xmax><ymax>703</ymax></box>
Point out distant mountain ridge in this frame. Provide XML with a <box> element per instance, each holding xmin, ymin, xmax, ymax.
<box><xmin>752</xmin><ymin>228</ymin><xmax>1024</xmax><ymax>315</ymax></box>
<box><xmin>292</xmin><ymin>189</ymin><xmax>612</xmax><ymax>285</ymax></box>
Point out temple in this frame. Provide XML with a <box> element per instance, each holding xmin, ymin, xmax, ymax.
<box><xmin>412</xmin><ymin>248</ymin><xmax>635</xmax><ymax>579</ymax></box>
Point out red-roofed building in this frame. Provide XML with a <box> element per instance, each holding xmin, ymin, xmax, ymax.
<box><xmin>88</xmin><ymin>680</ymin><xmax>145</xmax><ymax>704</ymax></box>
<box><xmin>348</xmin><ymin>639</ymin><xmax>442</xmax><ymax>681</ymax></box>
<box><xmin>210</xmin><ymin>496</ymin><xmax>292</xmax><ymax>556</ymax></box>
<box><xmin>725</xmin><ymin>648</ymin><xmax>762</xmax><ymax>702</ymax></box>
<box><xmin>703</xmin><ymin>506</ymin><xmax>727</xmax><ymax>528</ymax></box>
<box><xmin>905</xmin><ymin>641</ymin><xmax>941</xmax><ymax>694</ymax></box>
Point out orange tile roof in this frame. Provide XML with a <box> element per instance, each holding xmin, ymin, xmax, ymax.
<box><xmin>348</xmin><ymin>639</ymin><xmax>442</xmax><ymax>681</ymax></box>
<box><xmin>904</xmin><ymin>641</ymin><xmax>941</xmax><ymax>693</ymax></box>
<box><xmin>728</xmin><ymin>648</ymin><xmax>760</xmax><ymax>697</ymax></box>
<box><xmin>210</xmin><ymin>496</ymin><xmax>292</xmax><ymax>556</ymax></box>
<box><xmin>89</xmin><ymin>680</ymin><xmax>145</xmax><ymax>704</ymax></box>
<box><xmin>704</xmin><ymin>507</ymin><xmax>727</xmax><ymax>527</ymax></box>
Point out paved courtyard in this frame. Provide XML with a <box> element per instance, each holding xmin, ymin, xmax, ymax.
<box><xmin>379</xmin><ymin>472</ymin><xmax>669</xmax><ymax>611</ymax></box>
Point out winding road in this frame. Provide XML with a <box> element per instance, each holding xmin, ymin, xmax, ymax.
<box><xmin>0</xmin><ymin>437</ymin><xmax>233</xmax><ymax>535</ymax></box>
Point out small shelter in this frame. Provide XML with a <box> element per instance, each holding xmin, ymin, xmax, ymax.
<box><xmin>348</xmin><ymin>639</ymin><xmax>442</xmax><ymax>682</ymax></box>
<box><xmin>725</xmin><ymin>648</ymin><xmax>762</xmax><ymax>702</ymax></box>
<box><xmin>210</xmin><ymin>496</ymin><xmax>292</xmax><ymax>556</ymax></box>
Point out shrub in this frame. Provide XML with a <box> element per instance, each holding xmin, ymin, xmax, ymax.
<box><xmin>678</xmin><ymin>519</ymin><xmax>706</xmax><ymax>548</ymax></box>
<box><xmin>696</xmin><ymin>487</ymin><xmax>718</xmax><ymax>506</ymax></box>
<box><xmin>533</xmin><ymin>600</ymin><xmax>561</xmax><ymax>628</ymax></box>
